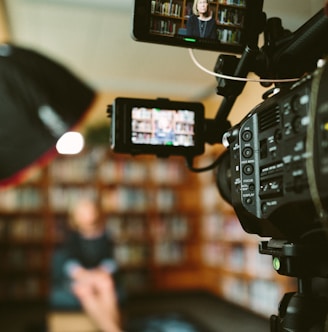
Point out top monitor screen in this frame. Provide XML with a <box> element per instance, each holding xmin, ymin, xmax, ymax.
<box><xmin>132</xmin><ymin>0</ymin><xmax>248</xmax><ymax>53</ymax></box>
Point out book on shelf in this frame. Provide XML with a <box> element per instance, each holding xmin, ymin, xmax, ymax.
<box><xmin>154</xmin><ymin>241</ymin><xmax>185</xmax><ymax>264</ymax></box>
<box><xmin>151</xmin><ymin>1</ymin><xmax>182</xmax><ymax>17</ymax></box>
<box><xmin>150</xmin><ymin>18</ymin><xmax>177</xmax><ymax>35</ymax></box>
<box><xmin>152</xmin><ymin>215</ymin><xmax>190</xmax><ymax>240</ymax></box>
<box><xmin>218</xmin><ymin>0</ymin><xmax>246</xmax><ymax>6</ymax></box>
<box><xmin>8</xmin><ymin>217</ymin><xmax>45</xmax><ymax>241</ymax></box>
<box><xmin>0</xmin><ymin>187</ymin><xmax>43</xmax><ymax>211</ymax></box>
<box><xmin>49</xmin><ymin>186</ymin><xmax>97</xmax><ymax>211</ymax></box>
<box><xmin>114</xmin><ymin>243</ymin><xmax>149</xmax><ymax>266</ymax></box>
<box><xmin>105</xmin><ymin>216</ymin><xmax>147</xmax><ymax>240</ymax></box>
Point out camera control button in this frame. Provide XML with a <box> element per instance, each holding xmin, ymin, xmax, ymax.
<box><xmin>241</xmin><ymin>130</ymin><xmax>252</xmax><ymax>142</ymax></box>
<box><xmin>245</xmin><ymin>197</ymin><xmax>253</xmax><ymax>205</ymax></box>
<box><xmin>248</xmin><ymin>183</ymin><xmax>255</xmax><ymax>191</ymax></box>
<box><xmin>243</xmin><ymin>164</ymin><xmax>254</xmax><ymax>175</ymax></box>
<box><xmin>261</xmin><ymin>203</ymin><xmax>268</xmax><ymax>214</ymax></box>
<box><xmin>242</xmin><ymin>147</ymin><xmax>253</xmax><ymax>158</ymax></box>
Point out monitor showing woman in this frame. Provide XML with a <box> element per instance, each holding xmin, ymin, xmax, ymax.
<box><xmin>186</xmin><ymin>0</ymin><xmax>217</xmax><ymax>40</ymax></box>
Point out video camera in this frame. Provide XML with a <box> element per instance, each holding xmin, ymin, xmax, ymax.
<box><xmin>109</xmin><ymin>0</ymin><xmax>328</xmax><ymax>241</ymax></box>
<box><xmin>108</xmin><ymin>1</ymin><xmax>328</xmax><ymax>330</ymax></box>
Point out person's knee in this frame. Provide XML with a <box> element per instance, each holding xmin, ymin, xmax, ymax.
<box><xmin>96</xmin><ymin>273</ymin><xmax>116</xmax><ymax>293</ymax></box>
<box><xmin>72</xmin><ymin>283</ymin><xmax>93</xmax><ymax>300</ymax></box>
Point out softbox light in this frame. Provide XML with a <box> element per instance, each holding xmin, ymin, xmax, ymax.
<box><xmin>0</xmin><ymin>43</ymin><xmax>96</xmax><ymax>186</ymax></box>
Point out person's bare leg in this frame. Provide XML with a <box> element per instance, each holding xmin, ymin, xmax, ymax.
<box><xmin>72</xmin><ymin>283</ymin><xmax>121</xmax><ymax>332</ymax></box>
<box><xmin>91</xmin><ymin>272</ymin><xmax>121</xmax><ymax>326</ymax></box>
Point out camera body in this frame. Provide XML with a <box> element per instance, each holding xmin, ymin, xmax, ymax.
<box><xmin>109</xmin><ymin>97</ymin><xmax>205</xmax><ymax>158</ymax></box>
<box><xmin>218</xmin><ymin>64</ymin><xmax>328</xmax><ymax>241</ymax></box>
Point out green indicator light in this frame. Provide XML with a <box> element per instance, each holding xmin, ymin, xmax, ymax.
<box><xmin>184</xmin><ymin>38</ymin><xmax>197</xmax><ymax>43</ymax></box>
<box><xmin>272</xmin><ymin>257</ymin><xmax>280</xmax><ymax>271</ymax></box>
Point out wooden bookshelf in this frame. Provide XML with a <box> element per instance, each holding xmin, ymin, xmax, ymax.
<box><xmin>150</xmin><ymin>0</ymin><xmax>246</xmax><ymax>45</ymax></box>
<box><xmin>0</xmin><ymin>168</ymin><xmax>50</xmax><ymax>302</ymax></box>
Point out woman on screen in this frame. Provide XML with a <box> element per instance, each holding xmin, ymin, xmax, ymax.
<box><xmin>186</xmin><ymin>0</ymin><xmax>217</xmax><ymax>40</ymax></box>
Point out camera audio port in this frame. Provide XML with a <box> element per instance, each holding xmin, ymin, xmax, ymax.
<box><xmin>242</xmin><ymin>147</ymin><xmax>253</xmax><ymax>158</ymax></box>
<box><xmin>242</xmin><ymin>130</ymin><xmax>252</xmax><ymax>142</ymax></box>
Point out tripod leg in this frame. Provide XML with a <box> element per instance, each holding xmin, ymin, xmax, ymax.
<box><xmin>270</xmin><ymin>292</ymin><xmax>296</xmax><ymax>331</ymax></box>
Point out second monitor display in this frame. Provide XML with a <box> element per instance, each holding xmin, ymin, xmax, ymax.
<box><xmin>132</xmin><ymin>107</ymin><xmax>196</xmax><ymax>147</ymax></box>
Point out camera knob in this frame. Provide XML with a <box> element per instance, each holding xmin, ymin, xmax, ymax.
<box><xmin>222</xmin><ymin>130</ymin><xmax>237</xmax><ymax>147</ymax></box>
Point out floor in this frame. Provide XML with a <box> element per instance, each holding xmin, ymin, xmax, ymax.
<box><xmin>0</xmin><ymin>291</ymin><xmax>270</xmax><ymax>332</ymax></box>
<box><xmin>121</xmin><ymin>291</ymin><xmax>270</xmax><ymax>332</ymax></box>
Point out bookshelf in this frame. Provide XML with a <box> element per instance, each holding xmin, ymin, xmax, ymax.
<box><xmin>0</xmin><ymin>169</ymin><xmax>50</xmax><ymax>302</ymax></box>
<box><xmin>150</xmin><ymin>0</ymin><xmax>246</xmax><ymax>45</ymax></box>
<box><xmin>0</xmin><ymin>146</ymin><xmax>203</xmax><ymax>301</ymax></box>
<box><xmin>0</xmin><ymin>145</ymin><xmax>296</xmax><ymax>318</ymax></box>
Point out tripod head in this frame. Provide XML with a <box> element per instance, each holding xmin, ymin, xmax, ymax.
<box><xmin>259</xmin><ymin>239</ymin><xmax>328</xmax><ymax>331</ymax></box>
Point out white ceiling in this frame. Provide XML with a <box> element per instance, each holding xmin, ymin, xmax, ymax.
<box><xmin>3</xmin><ymin>0</ymin><xmax>324</xmax><ymax>102</ymax></box>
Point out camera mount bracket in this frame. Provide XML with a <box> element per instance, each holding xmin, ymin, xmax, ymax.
<box><xmin>260</xmin><ymin>240</ymin><xmax>328</xmax><ymax>331</ymax></box>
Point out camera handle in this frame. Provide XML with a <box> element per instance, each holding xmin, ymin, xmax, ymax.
<box><xmin>206</xmin><ymin>0</ymin><xmax>266</xmax><ymax>145</ymax></box>
<box><xmin>259</xmin><ymin>240</ymin><xmax>328</xmax><ymax>331</ymax></box>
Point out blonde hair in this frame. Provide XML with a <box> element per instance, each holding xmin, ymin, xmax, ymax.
<box><xmin>68</xmin><ymin>195</ymin><xmax>99</xmax><ymax>230</ymax></box>
<box><xmin>192</xmin><ymin>0</ymin><xmax>211</xmax><ymax>17</ymax></box>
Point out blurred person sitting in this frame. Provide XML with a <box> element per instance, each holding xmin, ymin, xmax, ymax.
<box><xmin>49</xmin><ymin>197</ymin><xmax>122</xmax><ymax>332</ymax></box>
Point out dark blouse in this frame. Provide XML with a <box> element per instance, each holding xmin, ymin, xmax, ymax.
<box><xmin>186</xmin><ymin>15</ymin><xmax>217</xmax><ymax>40</ymax></box>
<box><xmin>63</xmin><ymin>230</ymin><xmax>115</xmax><ymax>270</ymax></box>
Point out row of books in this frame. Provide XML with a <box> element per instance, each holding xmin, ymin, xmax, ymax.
<box><xmin>218</xmin><ymin>7</ymin><xmax>244</xmax><ymax>26</ymax></box>
<box><xmin>106</xmin><ymin>216</ymin><xmax>148</xmax><ymax>240</ymax></box>
<box><xmin>106</xmin><ymin>215</ymin><xmax>190</xmax><ymax>241</ymax></box>
<box><xmin>151</xmin><ymin>215</ymin><xmax>190</xmax><ymax>239</ymax></box>
<box><xmin>0</xmin><ymin>187</ymin><xmax>44</xmax><ymax>211</ymax></box>
<box><xmin>49</xmin><ymin>186</ymin><xmax>97</xmax><ymax>211</ymax></box>
<box><xmin>0</xmin><ymin>278</ymin><xmax>44</xmax><ymax>300</ymax></box>
<box><xmin>202</xmin><ymin>213</ymin><xmax>248</xmax><ymax>241</ymax></box>
<box><xmin>151</xmin><ymin>1</ymin><xmax>183</xmax><ymax>17</ymax></box>
<box><xmin>49</xmin><ymin>154</ymin><xmax>99</xmax><ymax>183</ymax></box>
<box><xmin>113</xmin><ymin>242</ymin><xmax>186</xmax><ymax>266</ymax></box>
<box><xmin>0</xmin><ymin>248</ymin><xmax>46</xmax><ymax>270</ymax></box>
<box><xmin>114</xmin><ymin>243</ymin><xmax>149</xmax><ymax>266</ymax></box>
<box><xmin>154</xmin><ymin>241</ymin><xmax>186</xmax><ymax>264</ymax></box>
<box><xmin>220</xmin><ymin>276</ymin><xmax>285</xmax><ymax>316</ymax></box>
<box><xmin>101</xmin><ymin>187</ymin><xmax>177</xmax><ymax>212</ymax></box>
<box><xmin>202</xmin><ymin>242</ymin><xmax>274</xmax><ymax>278</ymax></box>
<box><xmin>218</xmin><ymin>0</ymin><xmax>245</xmax><ymax>6</ymax></box>
<box><xmin>0</xmin><ymin>218</ymin><xmax>45</xmax><ymax>241</ymax></box>
<box><xmin>150</xmin><ymin>18</ymin><xmax>177</xmax><ymax>36</ymax></box>
<box><xmin>48</xmin><ymin>147</ymin><xmax>187</xmax><ymax>185</ymax></box>
<box><xmin>99</xmin><ymin>158</ymin><xmax>185</xmax><ymax>185</ymax></box>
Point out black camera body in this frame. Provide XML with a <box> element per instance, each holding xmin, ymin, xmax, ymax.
<box><xmin>218</xmin><ymin>64</ymin><xmax>328</xmax><ymax>241</ymax></box>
